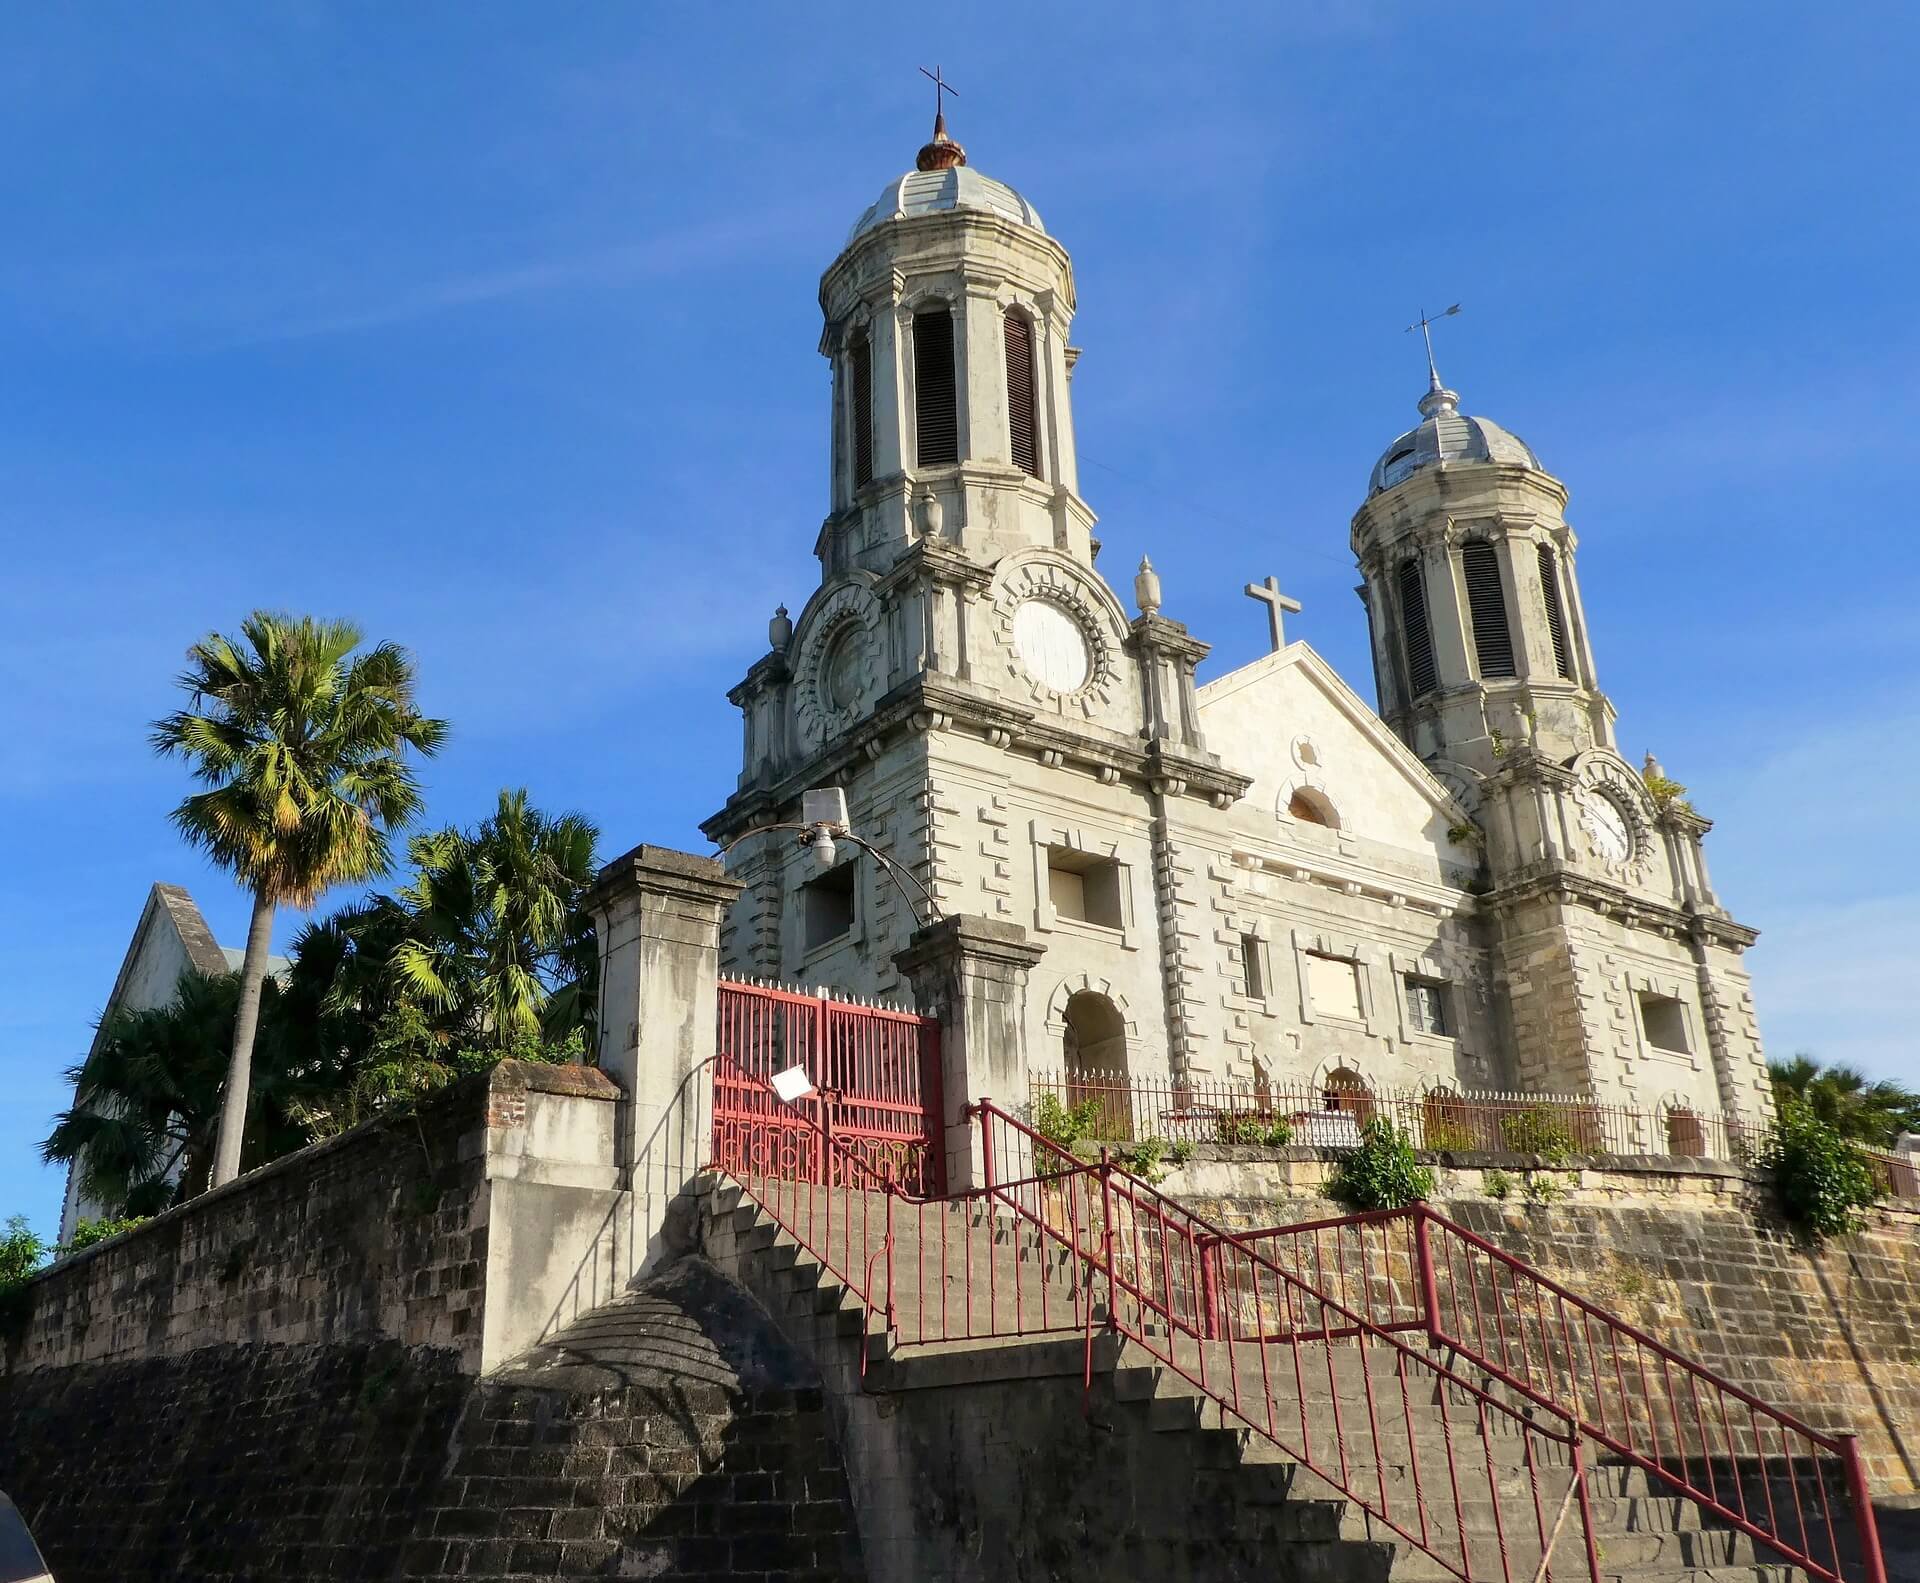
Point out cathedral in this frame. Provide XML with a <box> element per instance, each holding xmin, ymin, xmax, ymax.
<box><xmin>702</xmin><ymin>112</ymin><xmax>1772</xmax><ymax>1130</ymax></box>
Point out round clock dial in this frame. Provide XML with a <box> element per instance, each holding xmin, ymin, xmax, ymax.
<box><xmin>1583</xmin><ymin>792</ymin><xmax>1632</xmax><ymax>866</ymax></box>
<box><xmin>1012</xmin><ymin>600</ymin><xmax>1091</xmax><ymax>693</ymax></box>
<box><xmin>822</xmin><ymin>630</ymin><xmax>864</xmax><ymax>711</ymax></box>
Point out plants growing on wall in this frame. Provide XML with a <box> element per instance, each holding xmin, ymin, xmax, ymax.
<box><xmin>1759</xmin><ymin>1101</ymin><xmax>1879</xmax><ymax>1240</ymax></box>
<box><xmin>1498</xmin><ymin>1107</ymin><xmax>1579</xmax><ymax>1165</ymax></box>
<box><xmin>1329</xmin><ymin>1118</ymin><xmax>1435</xmax><ymax>1211</ymax></box>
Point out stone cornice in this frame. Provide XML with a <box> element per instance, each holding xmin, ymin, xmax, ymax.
<box><xmin>1483</xmin><ymin>868</ymin><xmax>1759</xmax><ymax>949</ymax></box>
<box><xmin>726</xmin><ymin>649</ymin><xmax>792</xmax><ymax>708</ymax></box>
<box><xmin>702</xmin><ymin>674</ymin><xmax>1251</xmax><ymax>843</ymax></box>
<box><xmin>586</xmin><ymin>844</ymin><xmax>744</xmax><ymax>917</ymax></box>
<box><xmin>1125</xmin><ymin>611</ymin><xmax>1211</xmax><ymax>665</ymax></box>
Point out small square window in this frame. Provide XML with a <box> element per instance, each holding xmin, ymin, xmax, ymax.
<box><xmin>802</xmin><ymin>863</ymin><xmax>857</xmax><ymax>953</ymax></box>
<box><xmin>1405</xmin><ymin>977</ymin><xmax>1450</xmax><ymax>1037</ymax></box>
<box><xmin>1240</xmin><ymin>932</ymin><xmax>1267</xmax><ymax>1000</ymax></box>
<box><xmin>1306</xmin><ymin>952</ymin><xmax>1363</xmax><ymax>1022</ymax></box>
<box><xmin>1639</xmin><ymin>993</ymin><xmax>1690</xmax><ymax>1054</ymax></box>
<box><xmin>1047</xmin><ymin>848</ymin><xmax>1124</xmax><ymax>929</ymax></box>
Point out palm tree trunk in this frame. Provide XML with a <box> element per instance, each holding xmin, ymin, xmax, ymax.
<box><xmin>210</xmin><ymin>888</ymin><xmax>276</xmax><ymax>1188</ymax></box>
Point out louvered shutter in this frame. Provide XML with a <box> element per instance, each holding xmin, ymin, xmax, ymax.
<box><xmin>1398</xmin><ymin>558</ymin><xmax>1439</xmax><ymax>698</ymax></box>
<box><xmin>850</xmin><ymin>332</ymin><xmax>874</xmax><ymax>489</ymax></box>
<box><xmin>1004</xmin><ymin>311</ymin><xmax>1040</xmax><ymax>478</ymax></box>
<box><xmin>1461</xmin><ymin>539</ymin><xmax>1517</xmax><ymax>678</ymax></box>
<box><xmin>913</xmin><ymin>310</ymin><xmax>958</xmax><ymax>467</ymax></box>
<box><xmin>1537</xmin><ymin>543</ymin><xmax>1574</xmax><ymax>680</ymax></box>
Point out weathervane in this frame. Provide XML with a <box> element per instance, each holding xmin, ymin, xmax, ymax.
<box><xmin>1405</xmin><ymin>303</ymin><xmax>1461</xmax><ymax>391</ymax></box>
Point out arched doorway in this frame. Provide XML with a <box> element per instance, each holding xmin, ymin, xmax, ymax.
<box><xmin>1322</xmin><ymin>1065</ymin><xmax>1375</xmax><ymax>1125</ymax></box>
<box><xmin>1064</xmin><ymin>990</ymin><xmax>1131</xmax><ymax>1141</ymax></box>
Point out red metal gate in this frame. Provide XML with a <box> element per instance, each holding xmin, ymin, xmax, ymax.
<box><xmin>712</xmin><ymin>980</ymin><xmax>944</xmax><ymax>1195</ymax></box>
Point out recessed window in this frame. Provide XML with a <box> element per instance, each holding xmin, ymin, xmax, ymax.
<box><xmin>1398</xmin><ymin>557</ymin><xmax>1439</xmax><ymax>698</ymax></box>
<box><xmin>1405</xmin><ymin>976</ymin><xmax>1451</xmax><ymax>1037</ymax></box>
<box><xmin>849</xmin><ymin>330</ymin><xmax>874</xmax><ymax>489</ymax></box>
<box><xmin>1639</xmin><ymin>993</ymin><xmax>1690</xmax><ymax>1054</ymax></box>
<box><xmin>802</xmin><ymin>863</ymin><xmax>857</xmax><ymax>953</ymax></box>
<box><xmin>913</xmin><ymin>309</ymin><xmax>958</xmax><ymax>467</ymax></box>
<box><xmin>1306</xmin><ymin>952</ymin><xmax>1364</xmax><ymax>1022</ymax></box>
<box><xmin>1240</xmin><ymin>933</ymin><xmax>1268</xmax><ymax>1000</ymax></box>
<box><xmin>1461</xmin><ymin>538</ymin><xmax>1517</xmax><ymax>679</ymax></box>
<box><xmin>1288</xmin><ymin>787</ymin><xmax>1338</xmax><ymax>829</ymax></box>
<box><xmin>1537</xmin><ymin>542</ymin><xmax>1574</xmax><ymax>680</ymax></box>
<box><xmin>1004</xmin><ymin>310</ymin><xmax>1040</xmax><ymax>479</ymax></box>
<box><xmin>1047</xmin><ymin>848</ymin><xmax>1124</xmax><ymax>929</ymax></box>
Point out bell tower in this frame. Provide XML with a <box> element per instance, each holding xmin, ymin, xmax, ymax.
<box><xmin>1351</xmin><ymin>370</ymin><xmax>1612</xmax><ymax>776</ymax></box>
<box><xmin>1349</xmin><ymin>360</ymin><xmax>1771</xmax><ymax>1121</ymax></box>
<box><xmin>816</xmin><ymin>109</ymin><xmax>1097</xmax><ymax>581</ymax></box>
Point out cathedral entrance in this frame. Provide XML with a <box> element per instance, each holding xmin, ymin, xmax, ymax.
<box><xmin>1063</xmin><ymin>991</ymin><xmax>1132</xmax><ymax>1142</ymax></box>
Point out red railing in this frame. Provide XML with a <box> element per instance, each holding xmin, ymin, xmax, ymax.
<box><xmin>1228</xmin><ymin>1208</ymin><xmax>1888</xmax><ymax>1583</ymax></box>
<box><xmin>974</xmin><ymin>1099</ymin><xmax>1602</xmax><ymax>1583</ymax></box>
<box><xmin>711</xmin><ymin>1062</ymin><xmax>1094</xmax><ymax>1371</ymax></box>
<box><xmin>713</xmin><ymin>1078</ymin><xmax>1886</xmax><ymax>1583</ymax></box>
<box><xmin>1031</xmin><ymin>1069</ymin><xmax>1764</xmax><ymax>1163</ymax></box>
<box><xmin>717</xmin><ymin>979</ymin><xmax>944</xmax><ymax>1195</ymax></box>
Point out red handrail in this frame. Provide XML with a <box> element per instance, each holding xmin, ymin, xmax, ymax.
<box><xmin>1230</xmin><ymin>1204</ymin><xmax>1887</xmax><ymax>1583</ymax></box>
<box><xmin>972</xmin><ymin>1099</ymin><xmax>1601</xmax><ymax>1583</ymax></box>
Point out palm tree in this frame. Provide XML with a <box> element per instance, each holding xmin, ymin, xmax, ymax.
<box><xmin>151</xmin><ymin>613</ymin><xmax>446</xmax><ymax>1188</ymax></box>
<box><xmin>41</xmin><ymin>972</ymin><xmax>314</xmax><ymax>1215</ymax></box>
<box><xmin>1769</xmin><ymin>1054</ymin><xmax>1920</xmax><ymax>1149</ymax></box>
<box><xmin>391</xmin><ymin>787</ymin><xmax>600</xmax><ymax>1051</ymax></box>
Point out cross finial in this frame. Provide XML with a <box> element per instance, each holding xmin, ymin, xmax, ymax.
<box><xmin>1405</xmin><ymin>303</ymin><xmax>1462</xmax><ymax>395</ymax></box>
<box><xmin>1244</xmin><ymin>576</ymin><xmax>1302</xmax><ymax>652</ymax></box>
<box><xmin>914</xmin><ymin>66</ymin><xmax>967</xmax><ymax>171</ymax></box>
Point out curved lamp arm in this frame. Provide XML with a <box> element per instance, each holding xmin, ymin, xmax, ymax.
<box><xmin>717</xmin><ymin>821</ymin><xmax>943</xmax><ymax>931</ymax></box>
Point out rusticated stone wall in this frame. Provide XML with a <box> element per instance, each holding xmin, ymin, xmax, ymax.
<box><xmin>1170</xmin><ymin>1148</ymin><xmax>1920</xmax><ymax>1494</ymax></box>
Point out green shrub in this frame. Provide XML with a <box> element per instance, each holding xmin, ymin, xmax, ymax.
<box><xmin>1759</xmin><ymin>1101</ymin><xmax>1879</xmax><ymax>1240</ymax></box>
<box><xmin>0</xmin><ymin>1216</ymin><xmax>48</xmax><ymax>1329</ymax></box>
<box><xmin>60</xmin><ymin>1216</ymin><xmax>148</xmax><ymax>1254</ymax></box>
<box><xmin>1168</xmin><ymin>1139</ymin><xmax>1197</xmax><ymax>1168</ymax></box>
<box><xmin>1483</xmin><ymin>1169</ymin><xmax>1513</xmax><ymax>1201</ymax></box>
<box><xmin>1220</xmin><ymin>1113</ymin><xmax>1293</xmax><ymax>1147</ymax></box>
<box><xmin>1031</xmin><ymin>1093</ymin><xmax>1104</xmax><ymax>1176</ymax></box>
<box><xmin>1523</xmin><ymin>1173</ymin><xmax>1563</xmax><ymax>1204</ymax></box>
<box><xmin>1498</xmin><ymin>1107</ymin><xmax>1579</xmax><ymax>1165</ymax></box>
<box><xmin>1424</xmin><ymin>1117</ymin><xmax>1480</xmax><ymax>1153</ymax></box>
<box><xmin>1329</xmin><ymin>1119</ymin><xmax>1435</xmax><ymax>1211</ymax></box>
<box><xmin>1118</xmin><ymin>1136</ymin><xmax>1171</xmax><ymax>1184</ymax></box>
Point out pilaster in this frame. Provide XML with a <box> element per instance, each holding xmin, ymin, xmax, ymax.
<box><xmin>894</xmin><ymin>916</ymin><xmax>1047</xmax><ymax>1190</ymax></box>
<box><xmin>585</xmin><ymin>843</ymin><xmax>744</xmax><ymax>1274</ymax></box>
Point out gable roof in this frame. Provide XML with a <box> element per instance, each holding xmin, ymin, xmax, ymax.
<box><xmin>1196</xmin><ymin>641</ymin><xmax>1474</xmax><ymax>826</ymax></box>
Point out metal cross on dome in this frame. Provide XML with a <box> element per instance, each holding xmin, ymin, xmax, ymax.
<box><xmin>919</xmin><ymin>64</ymin><xmax>959</xmax><ymax>120</ymax></box>
<box><xmin>1244</xmin><ymin>576</ymin><xmax>1302</xmax><ymax>652</ymax></box>
<box><xmin>1406</xmin><ymin>302</ymin><xmax>1461</xmax><ymax>389</ymax></box>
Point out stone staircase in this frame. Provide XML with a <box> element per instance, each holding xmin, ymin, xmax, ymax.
<box><xmin>704</xmin><ymin>1174</ymin><xmax>1848</xmax><ymax>1583</ymax></box>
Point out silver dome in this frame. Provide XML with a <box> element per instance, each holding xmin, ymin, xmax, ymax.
<box><xmin>1370</xmin><ymin>384</ymin><xmax>1541</xmax><ymax>496</ymax></box>
<box><xmin>848</xmin><ymin>166</ymin><xmax>1046</xmax><ymax>243</ymax></box>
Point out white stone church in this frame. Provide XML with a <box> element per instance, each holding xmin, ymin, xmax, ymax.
<box><xmin>703</xmin><ymin>113</ymin><xmax>1771</xmax><ymax>1131</ymax></box>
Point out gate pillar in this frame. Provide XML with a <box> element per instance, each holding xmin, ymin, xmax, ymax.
<box><xmin>587</xmin><ymin>843</ymin><xmax>743</xmax><ymax>1273</ymax></box>
<box><xmin>895</xmin><ymin>916</ymin><xmax>1046</xmax><ymax>1192</ymax></box>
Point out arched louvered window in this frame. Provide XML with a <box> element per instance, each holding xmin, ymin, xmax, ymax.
<box><xmin>1461</xmin><ymin>539</ymin><xmax>1517</xmax><ymax>679</ymax></box>
<box><xmin>849</xmin><ymin>330</ymin><xmax>874</xmax><ymax>489</ymax></box>
<box><xmin>1537</xmin><ymin>542</ymin><xmax>1574</xmax><ymax>680</ymax></box>
<box><xmin>1004</xmin><ymin>310</ymin><xmax>1040</xmax><ymax>478</ymax></box>
<box><xmin>913</xmin><ymin>308</ymin><xmax>958</xmax><ymax>467</ymax></box>
<box><xmin>1397</xmin><ymin>558</ymin><xmax>1439</xmax><ymax>698</ymax></box>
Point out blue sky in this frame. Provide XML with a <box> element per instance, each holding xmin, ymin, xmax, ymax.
<box><xmin>4</xmin><ymin>3</ymin><xmax>1917</xmax><ymax>1238</ymax></box>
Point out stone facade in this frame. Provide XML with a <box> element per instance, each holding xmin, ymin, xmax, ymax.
<box><xmin>703</xmin><ymin>123</ymin><xmax>1771</xmax><ymax>1136</ymax></box>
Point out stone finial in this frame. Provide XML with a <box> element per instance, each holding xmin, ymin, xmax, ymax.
<box><xmin>1508</xmin><ymin>699</ymin><xmax>1533</xmax><ymax>742</ymax></box>
<box><xmin>915</xmin><ymin>486</ymin><xmax>946</xmax><ymax>541</ymax></box>
<box><xmin>1644</xmin><ymin>751</ymin><xmax>1666</xmax><ymax>781</ymax></box>
<box><xmin>1134</xmin><ymin>556</ymin><xmax>1162</xmax><ymax>616</ymax></box>
<box><xmin>769</xmin><ymin>605</ymin><xmax>793</xmax><ymax>649</ymax></box>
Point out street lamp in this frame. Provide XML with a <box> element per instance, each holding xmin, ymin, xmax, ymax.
<box><xmin>716</xmin><ymin>785</ymin><xmax>943</xmax><ymax>928</ymax></box>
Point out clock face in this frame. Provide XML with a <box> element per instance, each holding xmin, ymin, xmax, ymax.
<box><xmin>822</xmin><ymin>629</ymin><xmax>864</xmax><ymax>711</ymax></box>
<box><xmin>1012</xmin><ymin>599</ymin><xmax>1091</xmax><ymax>693</ymax></box>
<box><xmin>1583</xmin><ymin>792</ymin><xmax>1632</xmax><ymax>866</ymax></box>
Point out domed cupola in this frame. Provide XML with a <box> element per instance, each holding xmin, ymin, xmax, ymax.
<box><xmin>1350</xmin><ymin>357</ymin><xmax>1613</xmax><ymax>773</ymax></box>
<box><xmin>817</xmin><ymin>106</ymin><xmax>1093</xmax><ymax>577</ymax></box>
<box><xmin>1369</xmin><ymin>379</ymin><xmax>1542</xmax><ymax>497</ymax></box>
<box><xmin>847</xmin><ymin>114</ymin><xmax>1047</xmax><ymax>243</ymax></box>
